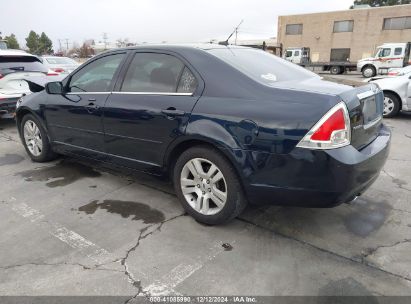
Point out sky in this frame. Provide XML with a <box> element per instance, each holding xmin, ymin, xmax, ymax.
<box><xmin>0</xmin><ymin>0</ymin><xmax>353</xmax><ymax>51</ymax></box>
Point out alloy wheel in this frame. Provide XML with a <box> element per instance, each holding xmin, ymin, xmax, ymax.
<box><xmin>363</xmin><ymin>68</ymin><xmax>374</xmax><ymax>78</ymax></box>
<box><xmin>180</xmin><ymin>158</ymin><xmax>227</xmax><ymax>215</ymax></box>
<box><xmin>383</xmin><ymin>96</ymin><xmax>394</xmax><ymax>116</ymax></box>
<box><xmin>23</xmin><ymin>120</ymin><xmax>43</xmax><ymax>156</ymax></box>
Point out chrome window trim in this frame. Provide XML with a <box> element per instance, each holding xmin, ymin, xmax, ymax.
<box><xmin>112</xmin><ymin>91</ymin><xmax>193</xmax><ymax>96</ymax></box>
<box><xmin>66</xmin><ymin>92</ymin><xmax>109</xmax><ymax>95</ymax></box>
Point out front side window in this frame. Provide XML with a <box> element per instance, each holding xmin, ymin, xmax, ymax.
<box><xmin>286</xmin><ymin>24</ymin><xmax>303</xmax><ymax>35</ymax></box>
<box><xmin>121</xmin><ymin>53</ymin><xmax>196</xmax><ymax>93</ymax></box>
<box><xmin>333</xmin><ymin>20</ymin><xmax>354</xmax><ymax>33</ymax></box>
<box><xmin>378</xmin><ymin>48</ymin><xmax>391</xmax><ymax>58</ymax></box>
<box><xmin>68</xmin><ymin>53</ymin><xmax>124</xmax><ymax>93</ymax></box>
<box><xmin>285</xmin><ymin>51</ymin><xmax>292</xmax><ymax>57</ymax></box>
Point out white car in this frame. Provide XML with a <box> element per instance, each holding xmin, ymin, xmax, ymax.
<box><xmin>387</xmin><ymin>65</ymin><xmax>411</xmax><ymax>77</ymax></box>
<box><xmin>40</xmin><ymin>56</ymin><xmax>80</xmax><ymax>75</ymax></box>
<box><xmin>0</xmin><ymin>50</ymin><xmax>59</xmax><ymax>118</ymax></box>
<box><xmin>370</xmin><ymin>71</ymin><xmax>411</xmax><ymax>117</ymax></box>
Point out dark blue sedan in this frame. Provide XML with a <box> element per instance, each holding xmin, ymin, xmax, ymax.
<box><xmin>15</xmin><ymin>44</ymin><xmax>390</xmax><ymax>225</ymax></box>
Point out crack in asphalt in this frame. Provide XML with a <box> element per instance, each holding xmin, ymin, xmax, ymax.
<box><xmin>361</xmin><ymin>239</ymin><xmax>411</xmax><ymax>261</ymax></box>
<box><xmin>119</xmin><ymin>213</ymin><xmax>186</xmax><ymax>303</ymax></box>
<box><xmin>382</xmin><ymin>169</ymin><xmax>411</xmax><ymax>193</ymax></box>
<box><xmin>236</xmin><ymin>217</ymin><xmax>411</xmax><ymax>284</ymax></box>
<box><xmin>0</xmin><ymin>261</ymin><xmax>123</xmax><ymax>273</ymax></box>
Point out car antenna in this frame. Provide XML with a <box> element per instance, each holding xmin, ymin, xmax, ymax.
<box><xmin>219</xmin><ymin>20</ymin><xmax>243</xmax><ymax>46</ymax></box>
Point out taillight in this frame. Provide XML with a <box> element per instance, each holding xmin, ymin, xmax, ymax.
<box><xmin>46</xmin><ymin>70</ymin><xmax>59</xmax><ymax>76</ymax></box>
<box><xmin>0</xmin><ymin>74</ymin><xmax>3</xmax><ymax>80</ymax></box>
<box><xmin>297</xmin><ymin>102</ymin><xmax>351</xmax><ymax>150</ymax></box>
<box><xmin>51</xmin><ymin>68</ymin><xmax>65</xmax><ymax>73</ymax></box>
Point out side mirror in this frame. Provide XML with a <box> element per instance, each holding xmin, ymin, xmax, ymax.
<box><xmin>45</xmin><ymin>81</ymin><xmax>63</xmax><ymax>94</ymax></box>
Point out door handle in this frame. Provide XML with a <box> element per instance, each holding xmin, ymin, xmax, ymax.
<box><xmin>161</xmin><ymin>107</ymin><xmax>185</xmax><ymax>117</ymax></box>
<box><xmin>86</xmin><ymin>102</ymin><xmax>99</xmax><ymax>113</ymax></box>
<box><xmin>88</xmin><ymin>98</ymin><xmax>96</xmax><ymax>102</ymax></box>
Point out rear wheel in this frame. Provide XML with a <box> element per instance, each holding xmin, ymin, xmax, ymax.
<box><xmin>362</xmin><ymin>65</ymin><xmax>376</xmax><ymax>78</ymax></box>
<box><xmin>330</xmin><ymin>66</ymin><xmax>341</xmax><ymax>75</ymax></box>
<box><xmin>173</xmin><ymin>145</ymin><xmax>247</xmax><ymax>225</ymax></box>
<box><xmin>21</xmin><ymin>114</ymin><xmax>56</xmax><ymax>162</ymax></box>
<box><xmin>383</xmin><ymin>92</ymin><xmax>400</xmax><ymax>118</ymax></box>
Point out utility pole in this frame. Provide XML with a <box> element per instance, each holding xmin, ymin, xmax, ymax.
<box><xmin>65</xmin><ymin>38</ymin><xmax>69</xmax><ymax>51</ymax></box>
<box><xmin>58</xmin><ymin>39</ymin><xmax>62</xmax><ymax>53</ymax></box>
<box><xmin>103</xmin><ymin>32</ymin><xmax>108</xmax><ymax>50</ymax></box>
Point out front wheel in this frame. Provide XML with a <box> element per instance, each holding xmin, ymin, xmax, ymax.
<box><xmin>362</xmin><ymin>66</ymin><xmax>376</xmax><ymax>78</ymax></box>
<box><xmin>21</xmin><ymin>114</ymin><xmax>57</xmax><ymax>162</ymax></box>
<box><xmin>383</xmin><ymin>92</ymin><xmax>401</xmax><ymax>118</ymax></box>
<box><xmin>173</xmin><ymin>145</ymin><xmax>247</xmax><ymax>225</ymax></box>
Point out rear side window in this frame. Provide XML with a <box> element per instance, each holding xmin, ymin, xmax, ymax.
<box><xmin>121</xmin><ymin>53</ymin><xmax>196</xmax><ymax>93</ymax></box>
<box><xmin>394</xmin><ymin>48</ymin><xmax>403</xmax><ymax>56</ymax></box>
<box><xmin>208</xmin><ymin>48</ymin><xmax>317</xmax><ymax>85</ymax></box>
<box><xmin>68</xmin><ymin>53</ymin><xmax>124</xmax><ymax>92</ymax></box>
<box><xmin>0</xmin><ymin>56</ymin><xmax>48</xmax><ymax>73</ymax></box>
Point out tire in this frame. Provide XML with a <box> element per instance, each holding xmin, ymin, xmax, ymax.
<box><xmin>362</xmin><ymin>65</ymin><xmax>376</xmax><ymax>78</ymax></box>
<box><xmin>383</xmin><ymin>92</ymin><xmax>401</xmax><ymax>118</ymax></box>
<box><xmin>173</xmin><ymin>145</ymin><xmax>247</xmax><ymax>225</ymax></box>
<box><xmin>21</xmin><ymin>114</ymin><xmax>57</xmax><ymax>162</ymax></box>
<box><xmin>330</xmin><ymin>66</ymin><xmax>341</xmax><ymax>75</ymax></box>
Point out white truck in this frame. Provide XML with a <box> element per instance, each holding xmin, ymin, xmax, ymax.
<box><xmin>357</xmin><ymin>42</ymin><xmax>411</xmax><ymax>78</ymax></box>
<box><xmin>283</xmin><ymin>47</ymin><xmax>357</xmax><ymax>75</ymax></box>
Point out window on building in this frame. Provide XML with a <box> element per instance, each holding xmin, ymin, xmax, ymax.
<box><xmin>333</xmin><ymin>20</ymin><xmax>354</xmax><ymax>33</ymax></box>
<box><xmin>383</xmin><ymin>16</ymin><xmax>411</xmax><ymax>30</ymax></box>
<box><xmin>286</xmin><ymin>24</ymin><xmax>303</xmax><ymax>35</ymax></box>
<box><xmin>394</xmin><ymin>48</ymin><xmax>403</xmax><ymax>56</ymax></box>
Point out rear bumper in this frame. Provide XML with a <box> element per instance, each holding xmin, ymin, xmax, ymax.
<box><xmin>0</xmin><ymin>98</ymin><xmax>18</xmax><ymax>118</ymax></box>
<box><xmin>242</xmin><ymin>124</ymin><xmax>391</xmax><ymax>207</ymax></box>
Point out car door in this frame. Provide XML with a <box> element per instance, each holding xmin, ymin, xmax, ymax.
<box><xmin>103</xmin><ymin>51</ymin><xmax>202</xmax><ymax>170</ymax></box>
<box><xmin>44</xmin><ymin>52</ymin><xmax>126</xmax><ymax>157</ymax></box>
<box><xmin>377</xmin><ymin>47</ymin><xmax>392</xmax><ymax>70</ymax></box>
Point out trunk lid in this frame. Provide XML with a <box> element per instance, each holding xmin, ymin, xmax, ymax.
<box><xmin>338</xmin><ymin>83</ymin><xmax>384</xmax><ymax>150</ymax></box>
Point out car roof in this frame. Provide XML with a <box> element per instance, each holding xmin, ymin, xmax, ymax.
<box><xmin>103</xmin><ymin>43</ymin><xmax>250</xmax><ymax>54</ymax></box>
<box><xmin>0</xmin><ymin>49</ymin><xmax>35</xmax><ymax>57</ymax></box>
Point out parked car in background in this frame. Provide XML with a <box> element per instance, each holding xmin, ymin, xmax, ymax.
<box><xmin>0</xmin><ymin>50</ymin><xmax>59</xmax><ymax>118</ymax></box>
<box><xmin>40</xmin><ymin>56</ymin><xmax>80</xmax><ymax>75</ymax></box>
<box><xmin>370</xmin><ymin>70</ymin><xmax>411</xmax><ymax>117</ymax></box>
<box><xmin>387</xmin><ymin>65</ymin><xmax>411</xmax><ymax>77</ymax></box>
<box><xmin>15</xmin><ymin>44</ymin><xmax>390</xmax><ymax>224</ymax></box>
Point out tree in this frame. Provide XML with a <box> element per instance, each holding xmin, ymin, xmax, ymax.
<box><xmin>38</xmin><ymin>32</ymin><xmax>53</xmax><ymax>55</ymax></box>
<box><xmin>350</xmin><ymin>0</ymin><xmax>410</xmax><ymax>8</ymax></box>
<box><xmin>5</xmin><ymin>34</ymin><xmax>20</xmax><ymax>49</ymax></box>
<box><xmin>78</xmin><ymin>42</ymin><xmax>95</xmax><ymax>58</ymax></box>
<box><xmin>25</xmin><ymin>30</ymin><xmax>40</xmax><ymax>54</ymax></box>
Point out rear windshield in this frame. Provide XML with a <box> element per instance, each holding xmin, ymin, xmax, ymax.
<box><xmin>0</xmin><ymin>56</ymin><xmax>48</xmax><ymax>73</ymax></box>
<box><xmin>207</xmin><ymin>48</ymin><xmax>317</xmax><ymax>85</ymax></box>
<box><xmin>45</xmin><ymin>57</ymin><xmax>77</xmax><ymax>65</ymax></box>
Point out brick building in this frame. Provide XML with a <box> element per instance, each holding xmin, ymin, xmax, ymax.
<box><xmin>278</xmin><ymin>4</ymin><xmax>411</xmax><ymax>62</ymax></box>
